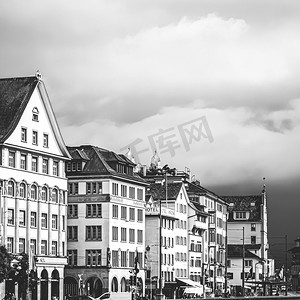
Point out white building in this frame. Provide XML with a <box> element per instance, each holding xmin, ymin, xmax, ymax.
<box><xmin>0</xmin><ymin>74</ymin><xmax>70</xmax><ymax>300</ymax></box>
<box><xmin>186</xmin><ymin>181</ymin><xmax>227</xmax><ymax>295</ymax></box>
<box><xmin>223</xmin><ymin>187</ymin><xmax>269</xmax><ymax>295</ymax></box>
<box><xmin>145</xmin><ymin>181</ymin><xmax>190</xmax><ymax>299</ymax></box>
<box><xmin>64</xmin><ymin>145</ymin><xmax>147</xmax><ymax>298</ymax></box>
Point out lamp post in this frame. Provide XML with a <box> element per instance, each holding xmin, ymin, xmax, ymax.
<box><xmin>157</xmin><ymin>165</ymin><xmax>174</xmax><ymax>300</ymax></box>
<box><xmin>242</xmin><ymin>227</ymin><xmax>245</xmax><ymax>297</ymax></box>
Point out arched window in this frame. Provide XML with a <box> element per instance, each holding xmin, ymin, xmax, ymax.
<box><xmin>31</xmin><ymin>185</ymin><xmax>38</xmax><ymax>200</ymax></box>
<box><xmin>19</xmin><ymin>182</ymin><xmax>26</xmax><ymax>198</ymax></box>
<box><xmin>32</xmin><ymin>107</ymin><xmax>39</xmax><ymax>122</ymax></box>
<box><xmin>111</xmin><ymin>277</ymin><xmax>118</xmax><ymax>292</ymax></box>
<box><xmin>41</xmin><ymin>186</ymin><xmax>48</xmax><ymax>201</ymax></box>
<box><xmin>7</xmin><ymin>181</ymin><xmax>15</xmax><ymax>196</ymax></box>
<box><xmin>120</xmin><ymin>277</ymin><xmax>127</xmax><ymax>292</ymax></box>
<box><xmin>52</xmin><ymin>189</ymin><xmax>58</xmax><ymax>203</ymax></box>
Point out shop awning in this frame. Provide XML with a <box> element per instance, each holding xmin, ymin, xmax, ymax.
<box><xmin>176</xmin><ymin>278</ymin><xmax>201</xmax><ymax>288</ymax></box>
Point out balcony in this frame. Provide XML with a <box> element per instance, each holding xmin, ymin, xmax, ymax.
<box><xmin>193</xmin><ymin>220</ymin><xmax>207</xmax><ymax>231</ymax></box>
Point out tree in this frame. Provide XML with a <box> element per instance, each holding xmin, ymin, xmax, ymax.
<box><xmin>0</xmin><ymin>245</ymin><xmax>11</xmax><ymax>283</ymax></box>
<box><xmin>9</xmin><ymin>252</ymin><xmax>29</xmax><ymax>299</ymax></box>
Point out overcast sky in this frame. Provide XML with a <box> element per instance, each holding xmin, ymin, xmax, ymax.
<box><xmin>1</xmin><ymin>0</ymin><xmax>300</xmax><ymax>264</ymax></box>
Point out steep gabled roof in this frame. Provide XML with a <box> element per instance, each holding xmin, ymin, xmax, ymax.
<box><xmin>223</xmin><ymin>195</ymin><xmax>263</xmax><ymax>222</ymax></box>
<box><xmin>147</xmin><ymin>182</ymin><xmax>183</xmax><ymax>201</ymax></box>
<box><xmin>186</xmin><ymin>181</ymin><xmax>226</xmax><ymax>203</ymax></box>
<box><xmin>0</xmin><ymin>76</ymin><xmax>38</xmax><ymax>142</ymax></box>
<box><xmin>67</xmin><ymin>145</ymin><xmax>146</xmax><ymax>184</ymax></box>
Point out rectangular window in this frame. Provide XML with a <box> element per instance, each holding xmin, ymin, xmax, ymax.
<box><xmin>86</xmin><ymin>249</ymin><xmax>102</xmax><ymax>267</ymax></box>
<box><xmin>8</xmin><ymin>151</ymin><xmax>15</xmax><ymax>168</ymax></box>
<box><xmin>121</xmin><ymin>185</ymin><xmax>127</xmax><ymax>197</ymax></box>
<box><xmin>245</xmin><ymin>260</ymin><xmax>253</xmax><ymax>267</ymax></box>
<box><xmin>68</xmin><ymin>204</ymin><xmax>78</xmax><ymax>218</ymax></box>
<box><xmin>121</xmin><ymin>206</ymin><xmax>127</xmax><ymax>220</ymax></box>
<box><xmin>112</xmin><ymin>183</ymin><xmax>118</xmax><ymax>196</ymax></box>
<box><xmin>129</xmin><ymin>229</ymin><xmax>135</xmax><ymax>243</ymax></box>
<box><xmin>86</xmin><ymin>226</ymin><xmax>102</xmax><ymax>241</ymax></box>
<box><xmin>32</xmin><ymin>157</ymin><xmax>38</xmax><ymax>172</ymax></box>
<box><xmin>137</xmin><ymin>188</ymin><xmax>143</xmax><ymax>200</ymax></box>
<box><xmin>30</xmin><ymin>212</ymin><xmax>37</xmax><ymax>227</ymax></box>
<box><xmin>129</xmin><ymin>187</ymin><xmax>135</xmax><ymax>199</ymax></box>
<box><xmin>121</xmin><ymin>228</ymin><xmax>127</xmax><ymax>242</ymax></box>
<box><xmin>112</xmin><ymin>226</ymin><xmax>118</xmax><ymax>241</ymax></box>
<box><xmin>112</xmin><ymin>205</ymin><xmax>118</xmax><ymax>219</ymax></box>
<box><xmin>7</xmin><ymin>209</ymin><xmax>14</xmax><ymax>225</ymax></box>
<box><xmin>19</xmin><ymin>238</ymin><xmax>26</xmax><ymax>253</ymax></box>
<box><xmin>129</xmin><ymin>208</ymin><xmax>135</xmax><ymax>221</ymax></box>
<box><xmin>62</xmin><ymin>216</ymin><xmax>65</xmax><ymax>231</ymax></box>
<box><xmin>129</xmin><ymin>251</ymin><xmax>135</xmax><ymax>267</ymax></box>
<box><xmin>53</xmin><ymin>161</ymin><xmax>59</xmax><ymax>176</ymax></box>
<box><xmin>137</xmin><ymin>209</ymin><xmax>143</xmax><ymax>222</ymax></box>
<box><xmin>86</xmin><ymin>182</ymin><xmax>91</xmax><ymax>194</ymax></box>
<box><xmin>52</xmin><ymin>214</ymin><xmax>58</xmax><ymax>230</ymax></box>
<box><xmin>209</xmin><ymin>229</ymin><xmax>215</xmax><ymax>243</ymax></box>
<box><xmin>42</xmin><ymin>158</ymin><xmax>48</xmax><ymax>174</ymax></box>
<box><xmin>67</xmin><ymin>250</ymin><xmax>78</xmax><ymax>266</ymax></box>
<box><xmin>32</xmin><ymin>131</ymin><xmax>38</xmax><ymax>145</ymax></box>
<box><xmin>51</xmin><ymin>241</ymin><xmax>58</xmax><ymax>256</ymax></box>
<box><xmin>7</xmin><ymin>237</ymin><xmax>14</xmax><ymax>253</ymax></box>
<box><xmin>112</xmin><ymin>250</ymin><xmax>119</xmax><ymax>267</ymax></box>
<box><xmin>251</xmin><ymin>236</ymin><xmax>256</xmax><ymax>244</ymax></box>
<box><xmin>121</xmin><ymin>251</ymin><xmax>127</xmax><ymax>267</ymax></box>
<box><xmin>20</xmin><ymin>154</ymin><xmax>27</xmax><ymax>170</ymax></box>
<box><xmin>43</xmin><ymin>133</ymin><xmax>49</xmax><ymax>148</ymax></box>
<box><xmin>251</xmin><ymin>223</ymin><xmax>256</xmax><ymax>231</ymax></box>
<box><xmin>86</xmin><ymin>204</ymin><xmax>102</xmax><ymax>218</ymax></box>
<box><xmin>137</xmin><ymin>229</ymin><xmax>143</xmax><ymax>244</ymax></box>
<box><xmin>30</xmin><ymin>239</ymin><xmax>37</xmax><ymax>255</ymax></box>
<box><xmin>21</xmin><ymin>127</ymin><xmax>27</xmax><ymax>142</ymax></box>
<box><xmin>67</xmin><ymin>226</ymin><xmax>78</xmax><ymax>241</ymax></box>
<box><xmin>41</xmin><ymin>240</ymin><xmax>47</xmax><ymax>255</ymax></box>
<box><xmin>41</xmin><ymin>213</ymin><xmax>47</xmax><ymax>228</ymax></box>
<box><xmin>19</xmin><ymin>210</ymin><xmax>26</xmax><ymax>226</ymax></box>
<box><xmin>235</xmin><ymin>211</ymin><xmax>247</xmax><ymax>219</ymax></box>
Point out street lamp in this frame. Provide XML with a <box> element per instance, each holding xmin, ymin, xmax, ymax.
<box><xmin>157</xmin><ymin>164</ymin><xmax>175</xmax><ymax>300</ymax></box>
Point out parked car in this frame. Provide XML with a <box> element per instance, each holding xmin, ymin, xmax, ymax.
<box><xmin>69</xmin><ymin>295</ymin><xmax>97</xmax><ymax>300</ymax></box>
<box><xmin>97</xmin><ymin>293</ymin><xmax>110</xmax><ymax>300</ymax></box>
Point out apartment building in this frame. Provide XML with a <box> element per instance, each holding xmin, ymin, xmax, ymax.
<box><xmin>0</xmin><ymin>74</ymin><xmax>70</xmax><ymax>300</ymax></box>
<box><xmin>186</xmin><ymin>181</ymin><xmax>227</xmax><ymax>294</ymax></box>
<box><xmin>223</xmin><ymin>187</ymin><xmax>269</xmax><ymax>292</ymax></box>
<box><xmin>145</xmin><ymin>181</ymin><xmax>189</xmax><ymax>299</ymax></box>
<box><xmin>64</xmin><ymin>145</ymin><xmax>147</xmax><ymax>298</ymax></box>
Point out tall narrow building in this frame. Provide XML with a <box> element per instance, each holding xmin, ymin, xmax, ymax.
<box><xmin>223</xmin><ymin>185</ymin><xmax>269</xmax><ymax>295</ymax></box>
<box><xmin>0</xmin><ymin>74</ymin><xmax>70</xmax><ymax>300</ymax></box>
<box><xmin>64</xmin><ymin>145</ymin><xmax>147</xmax><ymax>298</ymax></box>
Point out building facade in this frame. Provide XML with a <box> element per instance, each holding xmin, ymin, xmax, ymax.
<box><xmin>185</xmin><ymin>180</ymin><xmax>227</xmax><ymax>295</ymax></box>
<box><xmin>223</xmin><ymin>187</ymin><xmax>269</xmax><ymax>294</ymax></box>
<box><xmin>141</xmin><ymin>156</ymin><xmax>227</xmax><ymax>298</ymax></box>
<box><xmin>0</xmin><ymin>74</ymin><xmax>70</xmax><ymax>300</ymax></box>
<box><xmin>64</xmin><ymin>145</ymin><xmax>147</xmax><ymax>298</ymax></box>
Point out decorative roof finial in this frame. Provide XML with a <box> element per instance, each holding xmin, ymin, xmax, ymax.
<box><xmin>35</xmin><ymin>70</ymin><xmax>42</xmax><ymax>80</ymax></box>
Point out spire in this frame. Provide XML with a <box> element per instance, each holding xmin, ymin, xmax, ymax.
<box><xmin>150</xmin><ymin>149</ymin><xmax>161</xmax><ymax>169</ymax></box>
<box><xmin>125</xmin><ymin>147</ymin><xmax>135</xmax><ymax>163</ymax></box>
<box><xmin>262</xmin><ymin>177</ymin><xmax>266</xmax><ymax>193</ymax></box>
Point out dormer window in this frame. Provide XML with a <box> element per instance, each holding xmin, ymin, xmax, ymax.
<box><xmin>234</xmin><ymin>211</ymin><xmax>248</xmax><ymax>220</ymax></box>
<box><xmin>32</xmin><ymin>107</ymin><xmax>39</xmax><ymax>121</ymax></box>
